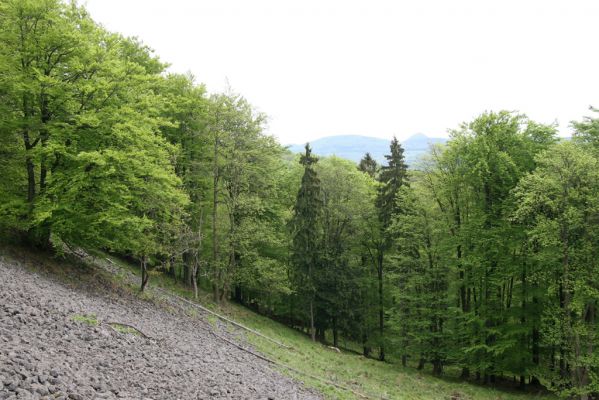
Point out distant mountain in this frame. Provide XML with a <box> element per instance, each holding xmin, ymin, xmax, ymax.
<box><xmin>287</xmin><ymin>133</ymin><xmax>448</xmax><ymax>166</ymax></box>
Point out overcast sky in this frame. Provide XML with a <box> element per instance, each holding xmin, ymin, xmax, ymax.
<box><xmin>84</xmin><ymin>0</ymin><xmax>599</xmax><ymax>144</ymax></box>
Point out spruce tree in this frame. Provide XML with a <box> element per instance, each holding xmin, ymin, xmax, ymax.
<box><xmin>377</xmin><ymin>137</ymin><xmax>409</xmax><ymax>229</ymax></box>
<box><xmin>290</xmin><ymin>144</ymin><xmax>323</xmax><ymax>341</ymax></box>
<box><xmin>358</xmin><ymin>152</ymin><xmax>379</xmax><ymax>178</ymax></box>
<box><xmin>372</xmin><ymin>136</ymin><xmax>408</xmax><ymax>361</ymax></box>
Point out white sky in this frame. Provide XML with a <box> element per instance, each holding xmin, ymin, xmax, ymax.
<box><xmin>84</xmin><ymin>0</ymin><xmax>599</xmax><ymax>144</ymax></box>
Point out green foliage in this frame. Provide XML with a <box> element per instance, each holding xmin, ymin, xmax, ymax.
<box><xmin>100</xmin><ymin>250</ymin><xmax>549</xmax><ymax>400</ymax></box>
<box><xmin>572</xmin><ymin>106</ymin><xmax>599</xmax><ymax>150</ymax></box>
<box><xmin>71</xmin><ymin>314</ymin><xmax>98</xmax><ymax>326</ymax></box>
<box><xmin>358</xmin><ymin>152</ymin><xmax>378</xmax><ymax>178</ymax></box>
<box><xmin>0</xmin><ymin>2</ymin><xmax>596</xmax><ymax>398</ymax></box>
<box><xmin>109</xmin><ymin>323</ymin><xmax>141</xmax><ymax>336</ymax></box>
<box><xmin>0</xmin><ymin>0</ymin><xmax>188</xmax><ymax>261</ymax></box>
<box><xmin>289</xmin><ymin>144</ymin><xmax>323</xmax><ymax>337</ymax></box>
<box><xmin>315</xmin><ymin>156</ymin><xmax>377</xmax><ymax>345</ymax></box>
<box><xmin>376</xmin><ymin>137</ymin><xmax>408</xmax><ymax>229</ymax></box>
<box><xmin>389</xmin><ymin>180</ymin><xmax>452</xmax><ymax>375</ymax></box>
<box><xmin>514</xmin><ymin>142</ymin><xmax>599</xmax><ymax>397</ymax></box>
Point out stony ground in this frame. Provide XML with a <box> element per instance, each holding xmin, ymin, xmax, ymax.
<box><xmin>0</xmin><ymin>252</ymin><xmax>322</xmax><ymax>400</ymax></box>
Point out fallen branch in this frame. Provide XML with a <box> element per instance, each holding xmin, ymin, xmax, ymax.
<box><xmin>153</xmin><ymin>287</ymin><xmax>290</xmax><ymax>349</ymax></box>
<box><xmin>152</xmin><ymin>288</ymin><xmax>378</xmax><ymax>399</ymax></box>
<box><xmin>104</xmin><ymin>322</ymin><xmax>123</xmax><ymax>337</ymax></box>
<box><xmin>93</xmin><ymin>258</ymin><xmax>377</xmax><ymax>399</ymax></box>
<box><xmin>62</xmin><ymin>242</ymin><xmax>87</xmax><ymax>259</ymax></box>
<box><xmin>208</xmin><ymin>328</ymin><xmax>373</xmax><ymax>399</ymax></box>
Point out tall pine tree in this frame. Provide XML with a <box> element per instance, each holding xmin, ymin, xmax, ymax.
<box><xmin>290</xmin><ymin>144</ymin><xmax>323</xmax><ymax>341</ymax></box>
<box><xmin>377</xmin><ymin>137</ymin><xmax>409</xmax><ymax>227</ymax></box>
<box><xmin>368</xmin><ymin>136</ymin><xmax>408</xmax><ymax>360</ymax></box>
<box><xmin>358</xmin><ymin>152</ymin><xmax>379</xmax><ymax>178</ymax></box>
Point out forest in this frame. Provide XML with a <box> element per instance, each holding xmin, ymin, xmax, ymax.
<box><xmin>1</xmin><ymin>1</ymin><xmax>598</xmax><ymax>399</ymax></box>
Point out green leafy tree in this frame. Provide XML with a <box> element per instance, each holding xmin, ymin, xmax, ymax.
<box><xmin>156</xmin><ymin>72</ymin><xmax>210</xmax><ymax>292</ymax></box>
<box><xmin>0</xmin><ymin>0</ymin><xmax>189</xmax><ymax>290</ymax></box>
<box><xmin>515</xmin><ymin>142</ymin><xmax>599</xmax><ymax>399</ymax></box>
<box><xmin>572</xmin><ymin>106</ymin><xmax>599</xmax><ymax>150</ymax></box>
<box><xmin>315</xmin><ymin>156</ymin><xmax>377</xmax><ymax>346</ymax></box>
<box><xmin>390</xmin><ymin>181</ymin><xmax>451</xmax><ymax>374</ymax></box>
<box><xmin>0</xmin><ymin>0</ymin><xmax>98</xmax><ymax>244</ymax></box>
<box><xmin>436</xmin><ymin>111</ymin><xmax>556</xmax><ymax>382</ymax></box>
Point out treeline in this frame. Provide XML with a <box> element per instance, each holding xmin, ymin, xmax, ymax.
<box><xmin>387</xmin><ymin>113</ymin><xmax>599</xmax><ymax>400</ymax></box>
<box><xmin>289</xmin><ymin>113</ymin><xmax>599</xmax><ymax>400</ymax></box>
<box><xmin>0</xmin><ymin>0</ymin><xmax>292</xmax><ymax>302</ymax></box>
<box><xmin>1</xmin><ymin>1</ymin><xmax>598</xmax><ymax>399</ymax></box>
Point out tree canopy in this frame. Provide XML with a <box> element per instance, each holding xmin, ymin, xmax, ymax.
<box><xmin>1</xmin><ymin>2</ymin><xmax>598</xmax><ymax>398</ymax></box>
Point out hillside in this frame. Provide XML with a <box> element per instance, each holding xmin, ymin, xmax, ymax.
<box><xmin>287</xmin><ymin>134</ymin><xmax>448</xmax><ymax>165</ymax></box>
<box><xmin>0</xmin><ymin>246</ymin><xmax>552</xmax><ymax>400</ymax></box>
<box><xmin>2</xmin><ymin>2</ymin><xmax>597</xmax><ymax>399</ymax></box>
<box><xmin>0</xmin><ymin>248</ymin><xmax>320</xmax><ymax>400</ymax></box>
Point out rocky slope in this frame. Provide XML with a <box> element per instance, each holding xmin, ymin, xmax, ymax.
<box><xmin>0</xmin><ymin>252</ymin><xmax>321</xmax><ymax>400</ymax></box>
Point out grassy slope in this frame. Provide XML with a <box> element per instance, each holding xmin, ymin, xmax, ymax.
<box><xmin>98</xmin><ymin>252</ymin><xmax>551</xmax><ymax>400</ymax></box>
<box><xmin>0</xmin><ymin>244</ymin><xmax>552</xmax><ymax>400</ymax></box>
<box><xmin>221</xmin><ymin>305</ymin><xmax>552</xmax><ymax>400</ymax></box>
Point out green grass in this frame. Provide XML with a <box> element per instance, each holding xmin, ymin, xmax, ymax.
<box><xmin>96</xmin><ymin>251</ymin><xmax>553</xmax><ymax>400</ymax></box>
<box><xmin>206</xmin><ymin>314</ymin><xmax>218</xmax><ymax>328</ymax></box>
<box><xmin>109</xmin><ymin>323</ymin><xmax>140</xmax><ymax>336</ymax></box>
<box><xmin>71</xmin><ymin>313</ymin><xmax>98</xmax><ymax>326</ymax></box>
<box><xmin>218</xmin><ymin>304</ymin><xmax>551</xmax><ymax>400</ymax></box>
<box><xmin>1</xmin><ymin>243</ymin><xmax>553</xmax><ymax>400</ymax></box>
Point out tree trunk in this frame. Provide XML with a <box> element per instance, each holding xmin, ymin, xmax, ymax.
<box><xmin>316</xmin><ymin>327</ymin><xmax>325</xmax><ymax>342</ymax></box>
<box><xmin>182</xmin><ymin>252</ymin><xmax>192</xmax><ymax>287</ymax></box>
<box><xmin>212</xmin><ymin>283</ymin><xmax>220</xmax><ymax>303</ymax></box>
<box><xmin>168</xmin><ymin>255</ymin><xmax>176</xmax><ymax>278</ymax></box>
<box><xmin>192</xmin><ymin>259</ymin><xmax>199</xmax><ymax>300</ymax></box>
<box><xmin>234</xmin><ymin>285</ymin><xmax>242</xmax><ymax>303</ymax></box>
<box><xmin>212</xmin><ymin>131</ymin><xmax>220</xmax><ymax>303</ymax></box>
<box><xmin>23</xmin><ymin>128</ymin><xmax>50</xmax><ymax>248</ymax></box>
<box><xmin>332</xmin><ymin>316</ymin><xmax>338</xmax><ymax>348</ymax></box>
<box><xmin>531</xmin><ymin>295</ymin><xmax>540</xmax><ymax>385</ymax></box>
<box><xmin>377</xmin><ymin>251</ymin><xmax>385</xmax><ymax>361</ymax></box>
<box><xmin>309</xmin><ymin>299</ymin><xmax>315</xmax><ymax>342</ymax></box>
<box><xmin>520</xmin><ymin>261</ymin><xmax>528</xmax><ymax>390</ymax></box>
<box><xmin>39</xmin><ymin>93</ymin><xmax>50</xmax><ymax>194</ymax></box>
<box><xmin>22</xmin><ymin>94</ymin><xmax>36</xmax><ymax>207</ymax></box>
<box><xmin>432</xmin><ymin>360</ymin><xmax>443</xmax><ymax>376</ymax></box>
<box><xmin>39</xmin><ymin>144</ymin><xmax>47</xmax><ymax>193</ymax></box>
<box><xmin>140</xmin><ymin>255</ymin><xmax>149</xmax><ymax>292</ymax></box>
<box><xmin>362</xmin><ymin>333</ymin><xmax>371</xmax><ymax>357</ymax></box>
<box><xmin>26</xmin><ymin>153</ymin><xmax>35</xmax><ymax>204</ymax></box>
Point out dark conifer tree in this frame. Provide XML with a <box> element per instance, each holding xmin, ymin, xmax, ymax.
<box><xmin>376</xmin><ymin>137</ymin><xmax>409</xmax><ymax>229</ymax></box>
<box><xmin>290</xmin><ymin>143</ymin><xmax>323</xmax><ymax>341</ymax></box>
<box><xmin>358</xmin><ymin>152</ymin><xmax>379</xmax><ymax>178</ymax></box>
<box><xmin>372</xmin><ymin>136</ymin><xmax>409</xmax><ymax>361</ymax></box>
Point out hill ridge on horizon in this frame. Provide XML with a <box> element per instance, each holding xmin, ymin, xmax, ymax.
<box><xmin>287</xmin><ymin>133</ymin><xmax>448</xmax><ymax>165</ymax></box>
